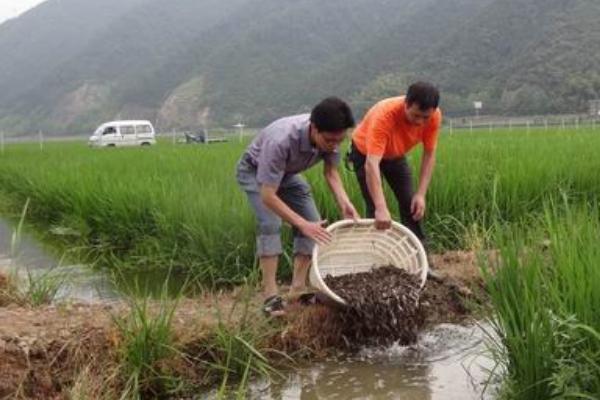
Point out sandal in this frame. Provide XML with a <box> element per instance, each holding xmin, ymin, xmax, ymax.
<box><xmin>262</xmin><ymin>295</ymin><xmax>286</xmax><ymax>317</ymax></box>
<box><xmin>297</xmin><ymin>292</ymin><xmax>320</xmax><ymax>306</ymax></box>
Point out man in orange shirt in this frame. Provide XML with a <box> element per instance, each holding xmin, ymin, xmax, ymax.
<box><xmin>350</xmin><ymin>82</ymin><xmax>441</xmax><ymax>256</ymax></box>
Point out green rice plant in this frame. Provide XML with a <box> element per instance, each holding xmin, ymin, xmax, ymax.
<box><xmin>112</xmin><ymin>273</ymin><xmax>183</xmax><ymax>399</ymax></box>
<box><xmin>548</xmin><ymin>316</ymin><xmax>600</xmax><ymax>399</ymax></box>
<box><xmin>1</xmin><ymin>128</ymin><xmax>600</xmax><ymax>284</ymax></box>
<box><xmin>484</xmin><ymin>201</ymin><xmax>600</xmax><ymax>399</ymax></box>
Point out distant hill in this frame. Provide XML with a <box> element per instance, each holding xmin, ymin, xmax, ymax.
<box><xmin>0</xmin><ymin>0</ymin><xmax>598</xmax><ymax>134</ymax></box>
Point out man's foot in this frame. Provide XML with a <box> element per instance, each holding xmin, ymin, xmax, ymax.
<box><xmin>296</xmin><ymin>292</ymin><xmax>320</xmax><ymax>306</ymax></box>
<box><xmin>262</xmin><ymin>295</ymin><xmax>286</xmax><ymax>317</ymax></box>
<box><xmin>286</xmin><ymin>289</ymin><xmax>319</xmax><ymax>306</ymax></box>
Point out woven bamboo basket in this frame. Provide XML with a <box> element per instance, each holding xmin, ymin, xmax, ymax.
<box><xmin>309</xmin><ymin>219</ymin><xmax>429</xmax><ymax>305</ymax></box>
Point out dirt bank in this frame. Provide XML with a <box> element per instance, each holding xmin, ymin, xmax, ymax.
<box><xmin>0</xmin><ymin>250</ymin><xmax>487</xmax><ymax>399</ymax></box>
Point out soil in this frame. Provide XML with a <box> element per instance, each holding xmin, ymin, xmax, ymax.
<box><xmin>0</xmin><ymin>250</ymin><xmax>488</xmax><ymax>399</ymax></box>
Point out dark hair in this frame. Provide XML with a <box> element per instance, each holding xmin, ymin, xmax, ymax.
<box><xmin>310</xmin><ymin>97</ymin><xmax>355</xmax><ymax>132</ymax></box>
<box><xmin>406</xmin><ymin>82</ymin><xmax>440</xmax><ymax>111</ymax></box>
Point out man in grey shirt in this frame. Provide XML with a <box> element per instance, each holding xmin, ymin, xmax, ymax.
<box><xmin>236</xmin><ymin>97</ymin><xmax>359</xmax><ymax>316</ymax></box>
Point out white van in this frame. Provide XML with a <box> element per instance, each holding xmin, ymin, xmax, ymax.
<box><xmin>88</xmin><ymin>120</ymin><xmax>157</xmax><ymax>147</ymax></box>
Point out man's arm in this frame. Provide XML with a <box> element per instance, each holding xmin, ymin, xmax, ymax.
<box><xmin>260</xmin><ymin>185</ymin><xmax>331</xmax><ymax>244</ymax></box>
<box><xmin>365</xmin><ymin>155</ymin><xmax>392</xmax><ymax>229</ymax></box>
<box><xmin>411</xmin><ymin>149</ymin><xmax>436</xmax><ymax>220</ymax></box>
<box><xmin>323</xmin><ymin>163</ymin><xmax>359</xmax><ymax>220</ymax></box>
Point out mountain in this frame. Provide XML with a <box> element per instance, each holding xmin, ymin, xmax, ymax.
<box><xmin>0</xmin><ymin>0</ymin><xmax>598</xmax><ymax>135</ymax></box>
<box><xmin>406</xmin><ymin>0</ymin><xmax>600</xmax><ymax>115</ymax></box>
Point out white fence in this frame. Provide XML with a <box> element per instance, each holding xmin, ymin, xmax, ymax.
<box><xmin>443</xmin><ymin>114</ymin><xmax>600</xmax><ymax>134</ymax></box>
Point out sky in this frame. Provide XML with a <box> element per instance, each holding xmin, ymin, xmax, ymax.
<box><xmin>0</xmin><ymin>0</ymin><xmax>47</xmax><ymax>25</ymax></box>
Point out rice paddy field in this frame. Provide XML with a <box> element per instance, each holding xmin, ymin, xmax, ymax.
<box><xmin>1</xmin><ymin>126</ymin><xmax>600</xmax><ymax>398</ymax></box>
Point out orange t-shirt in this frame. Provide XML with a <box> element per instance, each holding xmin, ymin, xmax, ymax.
<box><xmin>352</xmin><ymin>97</ymin><xmax>442</xmax><ymax>159</ymax></box>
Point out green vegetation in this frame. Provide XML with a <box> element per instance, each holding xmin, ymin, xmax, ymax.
<box><xmin>111</xmin><ymin>279</ymin><xmax>282</xmax><ymax>399</ymax></box>
<box><xmin>201</xmin><ymin>284</ymin><xmax>287</xmax><ymax>398</ymax></box>
<box><xmin>1</xmin><ymin>127</ymin><xmax>600</xmax><ymax>284</ymax></box>
<box><xmin>113</xmin><ymin>286</ymin><xmax>182</xmax><ymax>399</ymax></box>
<box><xmin>2</xmin><ymin>127</ymin><xmax>600</xmax><ymax>397</ymax></box>
<box><xmin>485</xmin><ymin>202</ymin><xmax>600</xmax><ymax>399</ymax></box>
<box><xmin>0</xmin><ymin>140</ymin><xmax>257</xmax><ymax>283</ymax></box>
<box><xmin>0</xmin><ymin>198</ymin><xmax>65</xmax><ymax>306</ymax></box>
<box><xmin>0</xmin><ymin>268</ymin><xmax>65</xmax><ymax>307</ymax></box>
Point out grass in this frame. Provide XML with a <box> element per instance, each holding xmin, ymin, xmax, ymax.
<box><xmin>0</xmin><ymin>268</ymin><xmax>64</xmax><ymax>307</ymax></box>
<box><xmin>67</xmin><ymin>364</ymin><xmax>119</xmax><ymax>400</ymax></box>
<box><xmin>111</xmin><ymin>272</ymin><xmax>184</xmax><ymax>399</ymax></box>
<box><xmin>1</xmin><ymin>127</ymin><xmax>600</xmax><ymax>285</ymax></box>
<box><xmin>0</xmin><ymin>271</ymin><xmax>290</xmax><ymax>399</ymax></box>
<box><xmin>18</xmin><ymin>267</ymin><xmax>65</xmax><ymax>306</ymax></box>
<box><xmin>182</xmin><ymin>275</ymin><xmax>289</xmax><ymax>398</ymax></box>
<box><xmin>108</xmin><ymin>271</ymin><xmax>283</xmax><ymax>399</ymax></box>
<box><xmin>0</xmin><ymin>197</ymin><xmax>66</xmax><ymax>306</ymax></box>
<box><xmin>483</xmin><ymin>201</ymin><xmax>600</xmax><ymax>399</ymax></box>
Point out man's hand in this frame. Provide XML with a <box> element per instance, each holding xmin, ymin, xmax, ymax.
<box><xmin>341</xmin><ymin>201</ymin><xmax>360</xmax><ymax>221</ymax></box>
<box><xmin>411</xmin><ymin>193</ymin><xmax>426</xmax><ymax>221</ymax></box>
<box><xmin>374</xmin><ymin>207</ymin><xmax>392</xmax><ymax>230</ymax></box>
<box><xmin>323</xmin><ymin>164</ymin><xmax>360</xmax><ymax>223</ymax></box>
<box><xmin>299</xmin><ymin>220</ymin><xmax>332</xmax><ymax>245</ymax></box>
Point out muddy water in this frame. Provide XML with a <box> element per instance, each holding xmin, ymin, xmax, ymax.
<box><xmin>243</xmin><ymin>323</ymin><xmax>497</xmax><ymax>400</ymax></box>
<box><xmin>0</xmin><ymin>218</ymin><xmax>119</xmax><ymax>302</ymax></box>
<box><xmin>0</xmin><ymin>217</ymin><xmax>201</xmax><ymax>301</ymax></box>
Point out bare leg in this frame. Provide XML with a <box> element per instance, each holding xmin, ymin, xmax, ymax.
<box><xmin>260</xmin><ymin>255</ymin><xmax>279</xmax><ymax>299</ymax></box>
<box><xmin>290</xmin><ymin>254</ymin><xmax>311</xmax><ymax>295</ymax></box>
